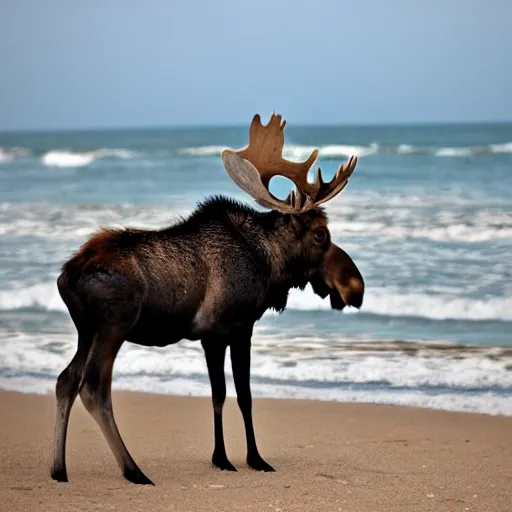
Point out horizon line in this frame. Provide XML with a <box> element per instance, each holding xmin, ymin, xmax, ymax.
<box><xmin>1</xmin><ymin>118</ymin><xmax>512</xmax><ymax>135</ymax></box>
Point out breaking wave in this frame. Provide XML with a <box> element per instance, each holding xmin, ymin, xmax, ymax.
<box><xmin>286</xmin><ymin>286</ymin><xmax>512</xmax><ymax>321</ymax></box>
<box><xmin>1</xmin><ymin>200</ymin><xmax>510</xmax><ymax>243</ymax></box>
<box><xmin>1</xmin><ymin>280</ymin><xmax>511</xmax><ymax>322</ymax></box>
<box><xmin>1</xmin><ymin>329</ymin><xmax>511</xmax><ymax>416</ymax></box>
<box><xmin>178</xmin><ymin>143</ymin><xmax>379</xmax><ymax>160</ymax></box>
<box><xmin>178</xmin><ymin>141</ymin><xmax>512</xmax><ymax>159</ymax></box>
<box><xmin>3</xmin><ymin>141</ymin><xmax>511</xmax><ymax>167</ymax></box>
<box><xmin>41</xmin><ymin>148</ymin><xmax>138</xmax><ymax>168</ymax></box>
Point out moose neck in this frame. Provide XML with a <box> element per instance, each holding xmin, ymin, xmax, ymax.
<box><xmin>190</xmin><ymin>197</ymin><xmax>317</xmax><ymax>299</ymax></box>
<box><xmin>258</xmin><ymin>212</ymin><xmax>317</xmax><ymax>291</ymax></box>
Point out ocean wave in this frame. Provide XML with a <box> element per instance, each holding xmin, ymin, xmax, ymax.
<box><xmin>177</xmin><ymin>141</ymin><xmax>512</xmax><ymax>160</ymax></box>
<box><xmin>435</xmin><ymin>142</ymin><xmax>512</xmax><ymax>157</ymax></box>
<box><xmin>288</xmin><ymin>144</ymin><xmax>379</xmax><ymax>160</ymax></box>
<box><xmin>0</xmin><ymin>282</ymin><xmax>67</xmax><ymax>312</ymax></box>
<box><xmin>0</xmin><ymin>147</ymin><xmax>31</xmax><ymax>163</ymax></box>
<box><xmin>435</xmin><ymin>147</ymin><xmax>475</xmax><ymax>157</ymax></box>
<box><xmin>490</xmin><ymin>141</ymin><xmax>512</xmax><ymax>153</ymax></box>
<box><xmin>178</xmin><ymin>143</ymin><xmax>379</xmax><ymax>160</ymax></box>
<box><xmin>1</xmin><ymin>279</ymin><xmax>511</xmax><ymax>322</ymax></box>
<box><xmin>0</xmin><ymin>202</ymin><xmax>190</xmax><ymax>239</ymax></box>
<box><xmin>2</xmin><ymin>195</ymin><xmax>510</xmax><ymax>244</ymax></box>
<box><xmin>287</xmin><ymin>286</ymin><xmax>512</xmax><ymax>321</ymax></box>
<box><xmin>3</xmin><ymin>375</ymin><xmax>509</xmax><ymax>416</ymax></box>
<box><xmin>392</xmin><ymin>144</ymin><xmax>423</xmax><ymax>155</ymax></box>
<box><xmin>41</xmin><ymin>148</ymin><xmax>138</xmax><ymax>168</ymax></box>
<box><xmin>177</xmin><ymin>145</ymin><xmax>228</xmax><ymax>157</ymax></box>
<box><xmin>0</xmin><ymin>329</ymin><xmax>510</xmax><ymax>415</ymax></box>
<box><xmin>327</xmin><ymin>216</ymin><xmax>512</xmax><ymax>243</ymax></box>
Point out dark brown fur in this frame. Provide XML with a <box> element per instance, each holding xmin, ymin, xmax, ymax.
<box><xmin>51</xmin><ymin>195</ymin><xmax>364</xmax><ymax>485</ymax></box>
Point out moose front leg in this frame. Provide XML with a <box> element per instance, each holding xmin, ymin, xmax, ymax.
<box><xmin>230</xmin><ymin>339</ymin><xmax>275</xmax><ymax>472</ymax></box>
<box><xmin>202</xmin><ymin>339</ymin><xmax>236</xmax><ymax>471</ymax></box>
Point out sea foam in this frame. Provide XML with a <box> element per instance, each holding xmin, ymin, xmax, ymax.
<box><xmin>0</xmin><ymin>329</ymin><xmax>510</xmax><ymax>416</ymax></box>
<box><xmin>177</xmin><ymin>141</ymin><xmax>512</xmax><ymax>160</ymax></box>
<box><xmin>41</xmin><ymin>148</ymin><xmax>137</xmax><ymax>168</ymax></box>
<box><xmin>1</xmin><ymin>279</ymin><xmax>511</xmax><ymax>322</ymax></box>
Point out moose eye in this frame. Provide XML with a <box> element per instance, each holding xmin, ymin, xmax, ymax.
<box><xmin>313</xmin><ymin>228</ymin><xmax>328</xmax><ymax>244</ymax></box>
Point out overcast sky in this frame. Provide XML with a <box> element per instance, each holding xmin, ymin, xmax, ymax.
<box><xmin>1</xmin><ymin>0</ymin><xmax>511</xmax><ymax>131</ymax></box>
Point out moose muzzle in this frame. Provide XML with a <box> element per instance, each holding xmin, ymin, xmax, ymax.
<box><xmin>310</xmin><ymin>243</ymin><xmax>364</xmax><ymax>310</ymax></box>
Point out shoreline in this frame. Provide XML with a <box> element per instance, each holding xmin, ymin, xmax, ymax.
<box><xmin>1</xmin><ymin>389</ymin><xmax>511</xmax><ymax>511</ymax></box>
<box><xmin>2</xmin><ymin>379</ymin><xmax>511</xmax><ymax>418</ymax></box>
<box><xmin>3</xmin><ymin>385</ymin><xmax>512</xmax><ymax>418</ymax></box>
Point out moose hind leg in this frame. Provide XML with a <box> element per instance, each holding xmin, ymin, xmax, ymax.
<box><xmin>230</xmin><ymin>340</ymin><xmax>275</xmax><ymax>472</ymax></box>
<box><xmin>51</xmin><ymin>329</ymin><xmax>93</xmax><ymax>482</ymax></box>
<box><xmin>79</xmin><ymin>326</ymin><xmax>154</xmax><ymax>485</ymax></box>
<box><xmin>202</xmin><ymin>339</ymin><xmax>236</xmax><ymax>471</ymax></box>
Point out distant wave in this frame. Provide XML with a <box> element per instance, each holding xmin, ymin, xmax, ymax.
<box><xmin>1</xmin><ymin>280</ymin><xmax>511</xmax><ymax>322</ymax></box>
<box><xmin>178</xmin><ymin>141</ymin><xmax>512</xmax><ymax>159</ymax></box>
<box><xmin>435</xmin><ymin>142</ymin><xmax>512</xmax><ymax>157</ymax></box>
<box><xmin>178</xmin><ymin>143</ymin><xmax>379</xmax><ymax>160</ymax></box>
<box><xmin>0</xmin><ymin>147</ymin><xmax>31</xmax><ymax>163</ymax></box>
<box><xmin>177</xmin><ymin>145</ymin><xmax>228</xmax><ymax>157</ymax></box>
<box><xmin>1</xmin><ymin>199</ymin><xmax>511</xmax><ymax>243</ymax></box>
<box><xmin>41</xmin><ymin>148</ymin><xmax>138</xmax><ymax>168</ymax></box>
<box><xmin>3</xmin><ymin>141</ymin><xmax>511</xmax><ymax>166</ymax></box>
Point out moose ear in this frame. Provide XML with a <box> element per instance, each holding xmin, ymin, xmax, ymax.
<box><xmin>311</xmin><ymin>243</ymin><xmax>364</xmax><ymax>310</ymax></box>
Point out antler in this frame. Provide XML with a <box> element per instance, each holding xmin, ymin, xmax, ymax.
<box><xmin>221</xmin><ymin>113</ymin><xmax>357</xmax><ymax>213</ymax></box>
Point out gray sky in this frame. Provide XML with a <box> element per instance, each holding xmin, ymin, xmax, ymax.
<box><xmin>1</xmin><ymin>0</ymin><xmax>511</xmax><ymax>131</ymax></box>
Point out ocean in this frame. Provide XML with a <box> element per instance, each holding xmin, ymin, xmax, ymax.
<box><xmin>0</xmin><ymin>122</ymin><xmax>511</xmax><ymax>416</ymax></box>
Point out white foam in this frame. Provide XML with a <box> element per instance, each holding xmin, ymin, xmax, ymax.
<box><xmin>41</xmin><ymin>148</ymin><xmax>137</xmax><ymax>168</ymax></box>
<box><xmin>0</xmin><ymin>202</ymin><xmax>189</xmax><ymax>239</ymax></box>
<box><xmin>0</xmin><ymin>281</ymin><xmax>66</xmax><ymax>312</ymax></box>
<box><xmin>0</xmin><ymin>278</ymin><xmax>511</xmax><ymax>323</ymax></box>
<box><xmin>320</xmin><ymin>143</ymin><xmax>379</xmax><ymax>158</ymax></box>
<box><xmin>329</xmin><ymin>221</ymin><xmax>512</xmax><ymax>243</ymax></box>
<box><xmin>42</xmin><ymin>150</ymin><xmax>96</xmax><ymax>167</ymax></box>
<box><xmin>177</xmin><ymin>141</ymin><xmax>512</xmax><ymax>160</ymax></box>
<box><xmin>489</xmin><ymin>142</ymin><xmax>512</xmax><ymax>153</ymax></box>
<box><xmin>326</xmin><ymin>206</ymin><xmax>512</xmax><ymax>243</ymax></box>
<box><xmin>5</xmin><ymin>375</ymin><xmax>509</xmax><ymax>416</ymax></box>
<box><xmin>435</xmin><ymin>143</ymin><xmax>512</xmax><ymax>157</ymax></box>
<box><xmin>3</xmin><ymin>191</ymin><xmax>509</xmax><ymax>245</ymax></box>
<box><xmin>178</xmin><ymin>144</ymin><xmax>377</xmax><ymax>160</ymax></box>
<box><xmin>0</xmin><ymin>330</ymin><xmax>510</xmax><ymax>416</ymax></box>
<box><xmin>250</xmin><ymin>341</ymin><xmax>512</xmax><ymax>389</ymax></box>
<box><xmin>177</xmin><ymin>145</ymin><xmax>228</xmax><ymax>157</ymax></box>
<box><xmin>0</xmin><ymin>149</ymin><xmax>13</xmax><ymax>163</ymax></box>
<box><xmin>395</xmin><ymin>144</ymin><xmax>419</xmax><ymax>155</ymax></box>
<box><xmin>284</xmin><ymin>144</ymin><xmax>378</xmax><ymax>160</ymax></box>
<box><xmin>286</xmin><ymin>285</ymin><xmax>512</xmax><ymax>321</ymax></box>
<box><xmin>435</xmin><ymin>147</ymin><xmax>475</xmax><ymax>157</ymax></box>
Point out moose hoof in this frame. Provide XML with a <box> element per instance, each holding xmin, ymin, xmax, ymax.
<box><xmin>247</xmin><ymin>454</ymin><xmax>275</xmax><ymax>472</ymax></box>
<box><xmin>51</xmin><ymin>467</ymin><xmax>69</xmax><ymax>483</ymax></box>
<box><xmin>123</xmin><ymin>467</ymin><xmax>155</xmax><ymax>485</ymax></box>
<box><xmin>212</xmin><ymin>452</ymin><xmax>237</xmax><ymax>471</ymax></box>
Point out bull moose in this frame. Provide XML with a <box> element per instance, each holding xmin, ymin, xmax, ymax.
<box><xmin>51</xmin><ymin>113</ymin><xmax>365</xmax><ymax>485</ymax></box>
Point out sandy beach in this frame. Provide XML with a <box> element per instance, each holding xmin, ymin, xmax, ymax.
<box><xmin>0</xmin><ymin>390</ymin><xmax>510</xmax><ymax>512</ymax></box>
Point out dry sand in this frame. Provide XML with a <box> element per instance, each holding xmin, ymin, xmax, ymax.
<box><xmin>0</xmin><ymin>390</ymin><xmax>510</xmax><ymax>512</ymax></box>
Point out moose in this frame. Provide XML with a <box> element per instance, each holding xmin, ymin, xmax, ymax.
<box><xmin>51</xmin><ymin>113</ymin><xmax>365</xmax><ymax>485</ymax></box>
